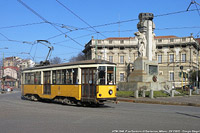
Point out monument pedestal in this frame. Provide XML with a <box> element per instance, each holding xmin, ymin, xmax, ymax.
<box><xmin>127</xmin><ymin>57</ymin><xmax>166</xmax><ymax>91</ymax></box>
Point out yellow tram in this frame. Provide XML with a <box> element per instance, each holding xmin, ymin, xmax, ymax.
<box><xmin>21</xmin><ymin>60</ymin><xmax>117</xmax><ymax>105</ymax></box>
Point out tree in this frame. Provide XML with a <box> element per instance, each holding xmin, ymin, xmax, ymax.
<box><xmin>50</xmin><ymin>57</ymin><xmax>62</xmax><ymax>64</ymax></box>
<box><xmin>69</xmin><ymin>52</ymin><xmax>86</xmax><ymax>62</ymax></box>
<box><xmin>189</xmin><ymin>70</ymin><xmax>200</xmax><ymax>85</ymax></box>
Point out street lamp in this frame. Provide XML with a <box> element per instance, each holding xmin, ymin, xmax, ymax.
<box><xmin>180</xmin><ymin>65</ymin><xmax>183</xmax><ymax>90</ymax></box>
<box><xmin>0</xmin><ymin>47</ymin><xmax>8</xmax><ymax>91</ymax></box>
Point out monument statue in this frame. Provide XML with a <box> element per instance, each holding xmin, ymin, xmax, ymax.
<box><xmin>134</xmin><ymin>31</ymin><xmax>146</xmax><ymax>57</ymax></box>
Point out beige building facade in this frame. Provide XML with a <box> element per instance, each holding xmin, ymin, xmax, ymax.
<box><xmin>83</xmin><ymin>35</ymin><xmax>199</xmax><ymax>88</ymax></box>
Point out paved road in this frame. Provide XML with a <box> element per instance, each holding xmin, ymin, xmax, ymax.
<box><xmin>0</xmin><ymin>91</ymin><xmax>200</xmax><ymax>133</ymax></box>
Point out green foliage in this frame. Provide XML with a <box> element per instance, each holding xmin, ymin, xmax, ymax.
<box><xmin>189</xmin><ymin>70</ymin><xmax>200</xmax><ymax>84</ymax></box>
<box><xmin>117</xmin><ymin>90</ymin><xmax>169</xmax><ymax>98</ymax></box>
<box><xmin>143</xmin><ymin>91</ymin><xmax>169</xmax><ymax>98</ymax></box>
<box><xmin>117</xmin><ymin>91</ymin><xmax>134</xmax><ymax>97</ymax></box>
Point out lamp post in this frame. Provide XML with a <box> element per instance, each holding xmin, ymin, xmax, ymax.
<box><xmin>180</xmin><ymin>65</ymin><xmax>183</xmax><ymax>90</ymax></box>
<box><xmin>194</xmin><ymin>36</ymin><xmax>199</xmax><ymax>93</ymax></box>
<box><xmin>0</xmin><ymin>47</ymin><xmax>8</xmax><ymax>91</ymax></box>
<box><xmin>196</xmin><ymin>44</ymin><xmax>199</xmax><ymax>90</ymax></box>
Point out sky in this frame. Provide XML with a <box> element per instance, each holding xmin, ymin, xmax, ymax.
<box><xmin>0</xmin><ymin>0</ymin><xmax>200</xmax><ymax>63</ymax></box>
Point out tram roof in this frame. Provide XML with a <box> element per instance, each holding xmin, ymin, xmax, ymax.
<box><xmin>23</xmin><ymin>59</ymin><xmax>116</xmax><ymax>71</ymax></box>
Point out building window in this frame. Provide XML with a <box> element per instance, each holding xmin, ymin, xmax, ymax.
<box><xmin>120</xmin><ymin>40</ymin><xmax>124</xmax><ymax>44</ymax></box>
<box><xmin>158</xmin><ymin>54</ymin><xmax>162</xmax><ymax>64</ymax></box>
<box><xmin>120</xmin><ymin>56</ymin><xmax>124</xmax><ymax>64</ymax></box>
<box><xmin>170</xmin><ymin>72</ymin><xmax>174</xmax><ymax>81</ymax></box>
<box><xmin>109</xmin><ymin>40</ymin><xmax>112</xmax><ymax>44</ymax></box>
<box><xmin>158</xmin><ymin>39</ymin><xmax>162</xmax><ymax>43</ymax></box>
<box><xmin>169</xmin><ymin>54</ymin><xmax>174</xmax><ymax>63</ymax></box>
<box><xmin>109</xmin><ymin>47</ymin><xmax>113</xmax><ymax>50</ymax></box>
<box><xmin>98</xmin><ymin>55</ymin><xmax>101</xmax><ymax>59</ymax></box>
<box><xmin>182</xmin><ymin>54</ymin><xmax>186</xmax><ymax>62</ymax></box>
<box><xmin>120</xmin><ymin>47</ymin><xmax>125</xmax><ymax>50</ymax></box>
<box><xmin>109</xmin><ymin>56</ymin><xmax>113</xmax><ymax>62</ymax></box>
<box><xmin>182</xmin><ymin>38</ymin><xmax>186</xmax><ymax>42</ymax></box>
<box><xmin>170</xmin><ymin>38</ymin><xmax>174</xmax><ymax>42</ymax></box>
<box><xmin>120</xmin><ymin>73</ymin><xmax>124</xmax><ymax>82</ymax></box>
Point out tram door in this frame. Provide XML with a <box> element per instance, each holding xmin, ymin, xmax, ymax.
<box><xmin>43</xmin><ymin>71</ymin><xmax>51</xmax><ymax>95</ymax></box>
<box><xmin>81</xmin><ymin>68</ymin><xmax>96</xmax><ymax>99</ymax></box>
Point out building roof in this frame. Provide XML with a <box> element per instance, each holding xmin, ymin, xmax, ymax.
<box><xmin>105</xmin><ymin>36</ymin><xmax>180</xmax><ymax>40</ymax></box>
<box><xmin>4</xmin><ymin>66</ymin><xmax>19</xmax><ymax>71</ymax></box>
<box><xmin>105</xmin><ymin>37</ymin><xmax>134</xmax><ymax>40</ymax></box>
<box><xmin>195</xmin><ymin>38</ymin><xmax>200</xmax><ymax>44</ymax></box>
<box><xmin>5</xmin><ymin>56</ymin><xmax>19</xmax><ymax>60</ymax></box>
<box><xmin>154</xmin><ymin>35</ymin><xmax>178</xmax><ymax>39</ymax></box>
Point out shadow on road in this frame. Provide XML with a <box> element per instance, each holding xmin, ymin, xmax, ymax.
<box><xmin>176</xmin><ymin>112</ymin><xmax>200</xmax><ymax>119</ymax></box>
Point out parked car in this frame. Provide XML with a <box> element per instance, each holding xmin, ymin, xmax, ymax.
<box><xmin>4</xmin><ymin>85</ymin><xmax>13</xmax><ymax>92</ymax></box>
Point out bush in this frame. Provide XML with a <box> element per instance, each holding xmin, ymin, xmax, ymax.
<box><xmin>117</xmin><ymin>91</ymin><xmax>134</xmax><ymax>97</ymax></box>
<box><xmin>117</xmin><ymin>90</ymin><xmax>169</xmax><ymax>98</ymax></box>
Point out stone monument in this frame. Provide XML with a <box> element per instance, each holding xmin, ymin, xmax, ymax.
<box><xmin>126</xmin><ymin>13</ymin><xmax>168</xmax><ymax>91</ymax></box>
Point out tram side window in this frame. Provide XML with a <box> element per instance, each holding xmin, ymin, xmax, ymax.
<box><xmin>52</xmin><ymin>70</ymin><xmax>66</xmax><ymax>84</ymax></box>
<box><xmin>73</xmin><ymin>69</ymin><xmax>78</xmax><ymax>84</ymax></box>
<box><xmin>52</xmin><ymin>71</ymin><xmax>56</xmax><ymax>84</ymax></box>
<box><xmin>98</xmin><ymin>66</ymin><xmax>105</xmax><ymax>85</ymax></box>
<box><xmin>34</xmin><ymin>72</ymin><xmax>41</xmax><ymax>84</ymax></box>
<box><xmin>66</xmin><ymin>69</ymin><xmax>72</xmax><ymax>84</ymax></box>
<box><xmin>107</xmin><ymin>67</ymin><xmax>114</xmax><ymax>85</ymax></box>
<box><xmin>62</xmin><ymin>69</ymin><xmax>66</xmax><ymax>84</ymax></box>
<box><xmin>25</xmin><ymin>73</ymin><xmax>34</xmax><ymax>84</ymax></box>
<box><xmin>56</xmin><ymin>70</ymin><xmax>62</xmax><ymax>84</ymax></box>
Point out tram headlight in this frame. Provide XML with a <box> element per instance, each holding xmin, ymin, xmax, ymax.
<box><xmin>108</xmin><ymin>90</ymin><xmax>113</xmax><ymax>95</ymax></box>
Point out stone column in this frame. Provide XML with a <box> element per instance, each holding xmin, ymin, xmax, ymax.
<box><xmin>135</xmin><ymin>90</ymin><xmax>139</xmax><ymax>98</ymax></box>
<box><xmin>189</xmin><ymin>89</ymin><xmax>192</xmax><ymax>96</ymax></box>
<box><xmin>146</xmin><ymin>20</ymin><xmax>153</xmax><ymax>61</ymax></box>
<box><xmin>171</xmin><ymin>90</ymin><xmax>175</xmax><ymax>97</ymax></box>
<box><xmin>150</xmin><ymin>90</ymin><xmax>154</xmax><ymax>99</ymax></box>
<box><xmin>142</xmin><ymin>90</ymin><xmax>146</xmax><ymax>97</ymax></box>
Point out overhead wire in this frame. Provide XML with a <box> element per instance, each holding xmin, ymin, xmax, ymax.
<box><xmin>46</xmin><ymin>8</ymin><xmax>200</xmax><ymax>40</ymax></box>
<box><xmin>186</xmin><ymin>0</ymin><xmax>200</xmax><ymax>37</ymax></box>
<box><xmin>0</xmin><ymin>32</ymin><xmax>10</xmax><ymax>40</ymax></box>
<box><xmin>56</xmin><ymin>0</ymin><xmax>107</xmax><ymax>38</ymax></box>
<box><xmin>17</xmin><ymin>0</ymin><xmax>84</xmax><ymax>47</ymax></box>
<box><xmin>54</xmin><ymin>33</ymin><xmax>96</xmax><ymax>44</ymax></box>
<box><xmin>0</xmin><ymin>22</ymin><xmax>46</xmax><ymax>30</ymax></box>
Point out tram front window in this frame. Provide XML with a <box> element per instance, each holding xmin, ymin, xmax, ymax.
<box><xmin>107</xmin><ymin>67</ymin><xmax>114</xmax><ymax>85</ymax></box>
<box><xmin>98</xmin><ymin>66</ymin><xmax>105</xmax><ymax>85</ymax></box>
<box><xmin>97</xmin><ymin>66</ymin><xmax>115</xmax><ymax>85</ymax></box>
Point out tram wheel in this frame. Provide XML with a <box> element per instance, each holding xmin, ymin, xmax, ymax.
<box><xmin>62</xmin><ymin>98</ymin><xmax>71</xmax><ymax>105</ymax></box>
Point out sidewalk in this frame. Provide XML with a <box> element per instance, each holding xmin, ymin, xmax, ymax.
<box><xmin>117</xmin><ymin>95</ymin><xmax>200</xmax><ymax>107</ymax></box>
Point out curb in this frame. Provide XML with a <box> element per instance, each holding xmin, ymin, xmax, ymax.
<box><xmin>117</xmin><ymin>98</ymin><xmax>200</xmax><ymax>107</ymax></box>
